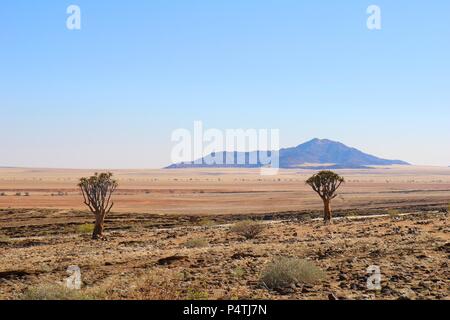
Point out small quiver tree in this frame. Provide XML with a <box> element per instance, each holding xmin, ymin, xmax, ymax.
<box><xmin>306</xmin><ymin>171</ymin><xmax>344</xmax><ymax>224</ymax></box>
<box><xmin>78</xmin><ymin>172</ymin><xmax>118</xmax><ymax>240</ymax></box>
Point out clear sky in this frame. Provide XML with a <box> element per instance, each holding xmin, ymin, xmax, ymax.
<box><xmin>1</xmin><ymin>1</ymin><xmax>449</xmax><ymax>168</ymax></box>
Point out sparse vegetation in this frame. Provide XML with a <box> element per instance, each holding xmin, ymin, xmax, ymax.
<box><xmin>183</xmin><ymin>238</ymin><xmax>208</xmax><ymax>248</ymax></box>
<box><xmin>125</xmin><ymin>269</ymin><xmax>182</xmax><ymax>300</ymax></box>
<box><xmin>21</xmin><ymin>284</ymin><xmax>99</xmax><ymax>300</ymax></box>
<box><xmin>51</xmin><ymin>192</ymin><xmax>65</xmax><ymax>196</ymax></box>
<box><xmin>231</xmin><ymin>220</ymin><xmax>264</xmax><ymax>240</ymax></box>
<box><xmin>260</xmin><ymin>257</ymin><xmax>325</xmax><ymax>290</ymax></box>
<box><xmin>306</xmin><ymin>171</ymin><xmax>345</xmax><ymax>224</ymax></box>
<box><xmin>232</xmin><ymin>267</ymin><xmax>245</xmax><ymax>278</ymax></box>
<box><xmin>77</xmin><ymin>223</ymin><xmax>95</xmax><ymax>234</ymax></box>
<box><xmin>0</xmin><ymin>234</ymin><xmax>10</xmax><ymax>243</ymax></box>
<box><xmin>388</xmin><ymin>209</ymin><xmax>401</xmax><ymax>218</ymax></box>
<box><xmin>198</xmin><ymin>219</ymin><xmax>215</xmax><ymax>227</ymax></box>
<box><xmin>186</xmin><ymin>289</ymin><xmax>209</xmax><ymax>300</ymax></box>
<box><xmin>1</xmin><ymin>168</ymin><xmax>449</xmax><ymax>301</ymax></box>
<box><xmin>343</xmin><ymin>210</ymin><xmax>359</xmax><ymax>217</ymax></box>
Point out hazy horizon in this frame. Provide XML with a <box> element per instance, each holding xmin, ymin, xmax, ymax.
<box><xmin>2</xmin><ymin>136</ymin><xmax>450</xmax><ymax>170</ymax></box>
<box><xmin>1</xmin><ymin>1</ymin><xmax>449</xmax><ymax>168</ymax></box>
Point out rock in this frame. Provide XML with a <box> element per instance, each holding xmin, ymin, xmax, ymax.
<box><xmin>231</xmin><ymin>252</ymin><xmax>258</xmax><ymax>259</ymax></box>
<box><xmin>338</xmin><ymin>273</ymin><xmax>348</xmax><ymax>281</ymax></box>
<box><xmin>381</xmin><ymin>286</ymin><xmax>392</xmax><ymax>295</ymax></box>
<box><xmin>328</xmin><ymin>293</ymin><xmax>339</xmax><ymax>300</ymax></box>
<box><xmin>390</xmin><ymin>275</ymin><xmax>400</xmax><ymax>282</ymax></box>
<box><xmin>276</xmin><ymin>287</ymin><xmax>295</xmax><ymax>295</ymax></box>
<box><xmin>0</xmin><ymin>270</ymin><xmax>36</xmax><ymax>280</ymax></box>
<box><xmin>398</xmin><ymin>289</ymin><xmax>416</xmax><ymax>300</ymax></box>
<box><xmin>436</xmin><ymin>243</ymin><xmax>450</xmax><ymax>253</ymax></box>
<box><xmin>157</xmin><ymin>255</ymin><xmax>188</xmax><ymax>266</ymax></box>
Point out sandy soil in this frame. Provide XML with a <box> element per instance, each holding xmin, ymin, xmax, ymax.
<box><xmin>1</xmin><ymin>166</ymin><xmax>450</xmax><ymax>215</ymax></box>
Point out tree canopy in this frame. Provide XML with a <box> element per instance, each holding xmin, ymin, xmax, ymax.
<box><xmin>306</xmin><ymin>170</ymin><xmax>345</xmax><ymax>201</ymax></box>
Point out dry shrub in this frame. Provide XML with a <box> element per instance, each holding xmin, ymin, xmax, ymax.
<box><xmin>21</xmin><ymin>284</ymin><xmax>101</xmax><ymax>300</ymax></box>
<box><xmin>183</xmin><ymin>238</ymin><xmax>208</xmax><ymax>248</ymax></box>
<box><xmin>231</xmin><ymin>220</ymin><xmax>264</xmax><ymax>240</ymax></box>
<box><xmin>388</xmin><ymin>209</ymin><xmax>401</xmax><ymax>218</ymax></box>
<box><xmin>0</xmin><ymin>234</ymin><xmax>10</xmax><ymax>243</ymax></box>
<box><xmin>103</xmin><ymin>269</ymin><xmax>210</xmax><ymax>300</ymax></box>
<box><xmin>77</xmin><ymin>223</ymin><xmax>95</xmax><ymax>234</ymax></box>
<box><xmin>260</xmin><ymin>257</ymin><xmax>325</xmax><ymax>290</ymax></box>
<box><xmin>125</xmin><ymin>269</ymin><xmax>183</xmax><ymax>300</ymax></box>
<box><xmin>186</xmin><ymin>289</ymin><xmax>209</xmax><ymax>300</ymax></box>
<box><xmin>343</xmin><ymin>210</ymin><xmax>359</xmax><ymax>217</ymax></box>
<box><xmin>197</xmin><ymin>218</ymin><xmax>215</xmax><ymax>227</ymax></box>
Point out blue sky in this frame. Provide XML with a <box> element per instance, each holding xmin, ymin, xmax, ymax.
<box><xmin>1</xmin><ymin>1</ymin><xmax>449</xmax><ymax>168</ymax></box>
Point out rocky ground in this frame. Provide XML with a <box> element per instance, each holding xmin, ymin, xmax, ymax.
<box><xmin>0</xmin><ymin>208</ymin><xmax>448</xmax><ymax>300</ymax></box>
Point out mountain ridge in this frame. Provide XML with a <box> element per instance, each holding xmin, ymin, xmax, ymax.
<box><xmin>167</xmin><ymin>138</ymin><xmax>410</xmax><ymax>169</ymax></box>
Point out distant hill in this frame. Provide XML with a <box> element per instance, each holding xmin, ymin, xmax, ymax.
<box><xmin>166</xmin><ymin>138</ymin><xmax>410</xmax><ymax>169</ymax></box>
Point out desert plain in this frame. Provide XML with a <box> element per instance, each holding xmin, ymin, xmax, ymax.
<box><xmin>0</xmin><ymin>166</ymin><xmax>449</xmax><ymax>300</ymax></box>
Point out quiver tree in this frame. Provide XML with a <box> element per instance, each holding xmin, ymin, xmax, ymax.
<box><xmin>78</xmin><ymin>172</ymin><xmax>118</xmax><ymax>240</ymax></box>
<box><xmin>306</xmin><ymin>171</ymin><xmax>345</xmax><ymax>224</ymax></box>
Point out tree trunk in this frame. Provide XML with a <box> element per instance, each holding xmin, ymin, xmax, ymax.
<box><xmin>92</xmin><ymin>212</ymin><xmax>105</xmax><ymax>240</ymax></box>
<box><xmin>323</xmin><ymin>199</ymin><xmax>332</xmax><ymax>224</ymax></box>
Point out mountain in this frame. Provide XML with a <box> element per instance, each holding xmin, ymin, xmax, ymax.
<box><xmin>166</xmin><ymin>138</ymin><xmax>410</xmax><ymax>169</ymax></box>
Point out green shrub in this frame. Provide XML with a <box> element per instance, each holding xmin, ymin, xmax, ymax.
<box><xmin>260</xmin><ymin>257</ymin><xmax>325</xmax><ymax>290</ymax></box>
<box><xmin>197</xmin><ymin>219</ymin><xmax>215</xmax><ymax>227</ymax></box>
<box><xmin>183</xmin><ymin>238</ymin><xmax>208</xmax><ymax>248</ymax></box>
<box><xmin>77</xmin><ymin>223</ymin><xmax>95</xmax><ymax>234</ymax></box>
<box><xmin>231</xmin><ymin>220</ymin><xmax>264</xmax><ymax>240</ymax></box>
<box><xmin>0</xmin><ymin>234</ymin><xmax>10</xmax><ymax>243</ymax></box>
<box><xmin>232</xmin><ymin>267</ymin><xmax>245</xmax><ymax>278</ymax></box>
<box><xmin>186</xmin><ymin>289</ymin><xmax>209</xmax><ymax>300</ymax></box>
<box><xmin>343</xmin><ymin>210</ymin><xmax>359</xmax><ymax>217</ymax></box>
<box><xmin>388</xmin><ymin>209</ymin><xmax>401</xmax><ymax>218</ymax></box>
